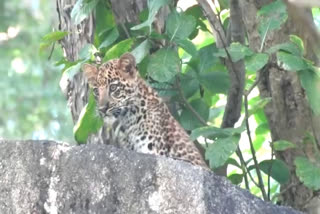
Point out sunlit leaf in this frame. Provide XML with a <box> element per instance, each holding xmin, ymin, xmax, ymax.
<box><xmin>131</xmin><ymin>39</ymin><xmax>151</xmax><ymax>64</ymax></box>
<box><xmin>248</xmin><ymin>97</ymin><xmax>271</xmax><ymax>116</ymax></box>
<box><xmin>273</xmin><ymin>140</ymin><xmax>296</xmax><ymax>151</ymax></box>
<box><xmin>79</xmin><ymin>44</ymin><xmax>97</xmax><ymax>60</ymax></box>
<box><xmin>215</xmin><ymin>42</ymin><xmax>254</xmax><ymax>62</ymax></box>
<box><xmin>176</xmin><ymin>39</ymin><xmax>198</xmax><ymax>57</ymax></box>
<box><xmin>71</xmin><ymin>0</ymin><xmax>99</xmax><ymax>25</ymax></box>
<box><xmin>258</xmin><ymin>0</ymin><xmax>287</xmax><ymax>39</ymax></box>
<box><xmin>298</xmin><ymin>70</ymin><xmax>320</xmax><ymax>114</ymax></box>
<box><xmin>266</xmin><ymin>42</ymin><xmax>302</xmax><ymax>56</ymax></box>
<box><xmin>255</xmin><ymin>122</ymin><xmax>269</xmax><ymax>135</ymax></box>
<box><xmin>73</xmin><ymin>90</ymin><xmax>103</xmax><ymax>144</ymax></box>
<box><xmin>205</xmin><ymin>135</ymin><xmax>240</xmax><ymax>169</ymax></box>
<box><xmin>290</xmin><ymin>35</ymin><xmax>304</xmax><ymax>54</ymax></box>
<box><xmin>166</xmin><ymin>11</ymin><xmax>196</xmax><ymax>41</ymax></box>
<box><xmin>147</xmin><ymin>48</ymin><xmax>180</xmax><ymax>82</ymax></box>
<box><xmin>253</xmin><ymin>135</ymin><xmax>265</xmax><ymax>152</ymax></box>
<box><xmin>103</xmin><ymin>38</ymin><xmax>134</xmax><ymax>61</ymax></box>
<box><xmin>295</xmin><ymin>156</ymin><xmax>320</xmax><ymax>190</ymax></box>
<box><xmin>42</xmin><ymin>31</ymin><xmax>68</xmax><ymax>43</ymax></box>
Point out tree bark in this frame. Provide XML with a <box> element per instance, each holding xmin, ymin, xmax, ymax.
<box><xmin>56</xmin><ymin>0</ymin><xmax>155</xmax><ymax>145</ymax></box>
<box><xmin>239</xmin><ymin>1</ymin><xmax>320</xmax><ymax>212</ymax></box>
<box><xmin>56</xmin><ymin>0</ymin><xmax>102</xmax><ymax>144</ymax></box>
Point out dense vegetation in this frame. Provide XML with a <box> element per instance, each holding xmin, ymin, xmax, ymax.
<box><xmin>2</xmin><ymin>0</ymin><xmax>320</xmax><ymax>210</ymax></box>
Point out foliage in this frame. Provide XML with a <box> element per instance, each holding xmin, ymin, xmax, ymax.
<box><xmin>73</xmin><ymin>90</ymin><xmax>103</xmax><ymax>144</ymax></box>
<box><xmin>59</xmin><ymin>0</ymin><xmax>320</xmax><ymax>202</ymax></box>
<box><xmin>0</xmin><ymin>0</ymin><xmax>73</xmax><ymax>141</ymax></box>
<box><xmin>11</xmin><ymin>0</ymin><xmax>318</xmax><ymax>204</ymax></box>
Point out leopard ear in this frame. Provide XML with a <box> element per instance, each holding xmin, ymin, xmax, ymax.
<box><xmin>118</xmin><ymin>53</ymin><xmax>136</xmax><ymax>78</ymax></box>
<box><xmin>82</xmin><ymin>63</ymin><xmax>98</xmax><ymax>87</ymax></box>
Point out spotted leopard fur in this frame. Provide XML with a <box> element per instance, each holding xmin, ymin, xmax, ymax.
<box><xmin>82</xmin><ymin>53</ymin><xmax>208</xmax><ymax>168</ymax></box>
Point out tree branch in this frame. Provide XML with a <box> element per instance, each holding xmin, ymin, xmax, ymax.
<box><xmin>176</xmin><ymin>78</ymin><xmax>207</xmax><ymax>126</ymax></box>
<box><xmin>244</xmin><ymin>94</ymin><xmax>268</xmax><ymax>200</ymax></box>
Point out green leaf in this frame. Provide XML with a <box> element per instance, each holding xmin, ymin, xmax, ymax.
<box><xmin>73</xmin><ymin>90</ymin><xmax>103</xmax><ymax>144</ymax></box>
<box><xmin>266</xmin><ymin>42</ymin><xmax>302</xmax><ymax>56</ymax></box>
<box><xmin>218</xmin><ymin>0</ymin><xmax>229</xmax><ymax>10</ymax></box>
<box><xmin>228</xmin><ymin>173</ymin><xmax>243</xmax><ymax>185</ymax></box>
<box><xmin>198</xmin><ymin>72</ymin><xmax>229</xmax><ymax>94</ymax></box>
<box><xmin>295</xmin><ymin>157</ymin><xmax>320</xmax><ymax>190</ymax></box>
<box><xmin>185</xmin><ymin>5</ymin><xmax>205</xmax><ymax>20</ymax></box>
<box><xmin>150</xmin><ymin>81</ymin><xmax>177</xmax><ymax>97</ymax></box>
<box><xmin>245</xmin><ymin>53</ymin><xmax>269</xmax><ymax>71</ymax></box>
<box><xmin>180</xmin><ymin>99</ymin><xmax>209</xmax><ymax>131</ymax></box>
<box><xmin>147</xmin><ymin>48</ymin><xmax>180</xmax><ymax>82</ymax></box>
<box><xmin>191</xmin><ymin>125</ymin><xmax>245</xmax><ymax>141</ymax></box>
<box><xmin>42</xmin><ymin>31</ymin><xmax>68</xmax><ymax>43</ymax></box>
<box><xmin>298</xmin><ymin>70</ymin><xmax>320</xmax><ymax>114</ymax></box>
<box><xmin>79</xmin><ymin>44</ymin><xmax>97</xmax><ymax>60</ymax></box>
<box><xmin>278</xmin><ymin>52</ymin><xmax>311</xmax><ymax>71</ymax></box>
<box><xmin>215</xmin><ymin>43</ymin><xmax>254</xmax><ymax>62</ymax></box>
<box><xmin>179</xmin><ymin>71</ymin><xmax>199</xmax><ymax>98</ymax></box>
<box><xmin>103</xmin><ymin>38</ymin><xmax>134</xmax><ymax>62</ymax></box>
<box><xmin>61</xmin><ymin>61</ymin><xmax>84</xmax><ymax>80</ymax></box>
<box><xmin>176</xmin><ymin>39</ymin><xmax>197</xmax><ymax>57</ymax></box>
<box><xmin>226</xmin><ymin>158</ymin><xmax>241</xmax><ymax>168</ymax></box>
<box><xmin>166</xmin><ymin>11</ymin><xmax>196</xmax><ymax>41</ymax></box>
<box><xmin>273</xmin><ymin>140</ymin><xmax>296</xmax><ymax>151</ymax></box>
<box><xmin>99</xmin><ymin>27</ymin><xmax>119</xmax><ymax>49</ymax></box>
<box><xmin>248</xmin><ymin>97</ymin><xmax>271</xmax><ymax>116</ymax></box>
<box><xmin>39</xmin><ymin>43</ymin><xmax>51</xmax><ymax>52</ymax></box>
<box><xmin>188</xmin><ymin>44</ymin><xmax>220</xmax><ymax>73</ymax></box>
<box><xmin>131</xmin><ymin>39</ymin><xmax>151</xmax><ymax>64</ymax></box>
<box><xmin>205</xmin><ymin>135</ymin><xmax>240</xmax><ymax>169</ymax></box>
<box><xmin>290</xmin><ymin>35</ymin><xmax>304</xmax><ymax>54</ymax></box>
<box><xmin>253</xmin><ymin>135</ymin><xmax>265</xmax><ymax>152</ymax></box>
<box><xmin>258</xmin><ymin>0</ymin><xmax>287</xmax><ymax>39</ymax></box>
<box><xmin>255</xmin><ymin>122</ymin><xmax>269</xmax><ymax>135</ymax></box>
<box><xmin>71</xmin><ymin>0</ymin><xmax>99</xmax><ymax>25</ymax></box>
<box><xmin>191</xmin><ymin>126</ymin><xmax>230</xmax><ymax>140</ymax></box>
<box><xmin>258</xmin><ymin>159</ymin><xmax>290</xmax><ymax>184</ymax></box>
<box><xmin>95</xmin><ymin>2</ymin><xmax>115</xmax><ymax>35</ymax></box>
<box><xmin>131</xmin><ymin>0</ymin><xmax>169</xmax><ymax>32</ymax></box>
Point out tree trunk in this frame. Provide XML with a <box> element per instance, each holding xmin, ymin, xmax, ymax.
<box><xmin>239</xmin><ymin>1</ymin><xmax>320</xmax><ymax>212</ymax></box>
<box><xmin>56</xmin><ymin>0</ymin><xmax>156</xmax><ymax>145</ymax></box>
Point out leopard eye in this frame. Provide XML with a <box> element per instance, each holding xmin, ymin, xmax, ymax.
<box><xmin>109</xmin><ymin>84</ymin><xmax>117</xmax><ymax>92</ymax></box>
<box><xmin>93</xmin><ymin>88</ymin><xmax>99</xmax><ymax>97</ymax></box>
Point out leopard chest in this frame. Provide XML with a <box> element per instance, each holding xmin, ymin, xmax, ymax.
<box><xmin>115</xmin><ymin>104</ymin><xmax>167</xmax><ymax>155</ymax></box>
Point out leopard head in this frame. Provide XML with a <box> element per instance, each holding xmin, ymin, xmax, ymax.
<box><xmin>82</xmin><ymin>53</ymin><xmax>138</xmax><ymax>117</ymax></box>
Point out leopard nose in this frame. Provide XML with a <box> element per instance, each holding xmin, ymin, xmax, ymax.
<box><xmin>98</xmin><ymin>103</ymin><xmax>109</xmax><ymax>113</ymax></box>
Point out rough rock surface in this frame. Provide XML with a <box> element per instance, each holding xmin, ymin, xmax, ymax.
<box><xmin>0</xmin><ymin>140</ymin><xmax>301</xmax><ymax>214</ymax></box>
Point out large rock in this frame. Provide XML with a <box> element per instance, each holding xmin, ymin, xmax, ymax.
<box><xmin>0</xmin><ymin>140</ymin><xmax>300</xmax><ymax>214</ymax></box>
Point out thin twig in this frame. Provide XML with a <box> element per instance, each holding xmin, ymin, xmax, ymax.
<box><xmin>48</xmin><ymin>42</ymin><xmax>56</xmax><ymax>60</ymax></box>
<box><xmin>267</xmin><ymin>142</ymin><xmax>274</xmax><ymax>201</ymax></box>
<box><xmin>235</xmin><ymin>148</ymin><xmax>250</xmax><ymax>190</ymax></box>
<box><xmin>176</xmin><ymin>77</ymin><xmax>207</xmax><ymax>126</ymax></box>
<box><xmin>271</xmin><ymin>182</ymin><xmax>301</xmax><ymax>202</ymax></box>
<box><xmin>244</xmin><ymin>94</ymin><xmax>268</xmax><ymax>200</ymax></box>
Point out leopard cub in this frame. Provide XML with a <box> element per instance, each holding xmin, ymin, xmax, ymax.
<box><xmin>82</xmin><ymin>53</ymin><xmax>208</xmax><ymax>168</ymax></box>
